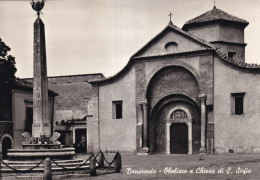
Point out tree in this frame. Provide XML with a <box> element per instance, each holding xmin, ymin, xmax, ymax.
<box><xmin>0</xmin><ymin>38</ymin><xmax>17</xmax><ymax>121</ymax></box>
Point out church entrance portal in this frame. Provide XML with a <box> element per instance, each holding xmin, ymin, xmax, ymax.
<box><xmin>151</xmin><ymin>97</ymin><xmax>201</xmax><ymax>154</ymax></box>
<box><xmin>170</xmin><ymin>123</ymin><xmax>188</xmax><ymax>154</ymax></box>
<box><xmin>166</xmin><ymin>106</ymin><xmax>193</xmax><ymax>154</ymax></box>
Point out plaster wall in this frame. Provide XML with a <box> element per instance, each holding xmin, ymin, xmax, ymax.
<box><xmin>219</xmin><ymin>26</ymin><xmax>244</xmax><ymax>43</ymax></box>
<box><xmin>12</xmin><ymin>90</ymin><xmax>32</xmax><ymax>148</ymax></box>
<box><xmin>12</xmin><ymin>90</ymin><xmax>54</xmax><ymax>149</ymax></box>
<box><xmin>187</xmin><ymin>26</ymin><xmax>219</xmax><ymax>42</ymax></box>
<box><xmin>99</xmin><ymin>66</ymin><xmax>136</xmax><ymax>152</ymax></box>
<box><xmin>139</xmin><ymin>30</ymin><xmax>207</xmax><ymax>57</ymax></box>
<box><xmin>214</xmin><ymin>57</ymin><xmax>260</xmax><ymax>150</ymax></box>
<box><xmin>212</xmin><ymin>43</ymin><xmax>245</xmax><ymax>62</ymax></box>
<box><xmin>187</xmin><ymin>25</ymin><xmax>244</xmax><ymax>44</ymax></box>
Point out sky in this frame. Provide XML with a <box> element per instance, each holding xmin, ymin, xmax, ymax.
<box><xmin>0</xmin><ymin>0</ymin><xmax>260</xmax><ymax>78</ymax></box>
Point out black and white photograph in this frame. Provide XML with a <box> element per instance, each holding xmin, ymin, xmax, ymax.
<box><xmin>0</xmin><ymin>0</ymin><xmax>260</xmax><ymax>179</ymax></box>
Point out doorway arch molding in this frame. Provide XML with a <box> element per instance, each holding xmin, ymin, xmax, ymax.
<box><xmin>166</xmin><ymin>105</ymin><xmax>193</xmax><ymax>154</ymax></box>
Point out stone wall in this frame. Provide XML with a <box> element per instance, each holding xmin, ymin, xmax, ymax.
<box><xmin>132</xmin><ymin>51</ymin><xmax>214</xmax><ymax>154</ymax></box>
<box><xmin>25</xmin><ymin>74</ymin><xmax>104</xmax><ymax>123</ymax></box>
<box><xmin>24</xmin><ymin>74</ymin><xmax>104</xmax><ymax>151</ymax></box>
<box><xmin>147</xmin><ymin>65</ymin><xmax>200</xmax><ymax>109</ymax></box>
<box><xmin>146</xmin><ymin>65</ymin><xmax>201</xmax><ymax>154</ymax></box>
<box><xmin>48</xmin><ymin>74</ymin><xmax>104</xmax><ymax>123</ymax></box>
<box><xmin>153</xmin><ymin>98</ymin><xmax>201</xmax><ymax>154</ymax></box>
<box><xmin>135</xmin><ymin>62</ymin><xmax>147</xmax><ymax>152</ymax></box>
<box><xmin>87</xmin><ymin>85</ymin><xmax>100</xmax><ymax>153</ymax></box>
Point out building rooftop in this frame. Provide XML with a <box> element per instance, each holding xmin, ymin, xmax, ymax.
<box><xmin>183</xmin><ymin>6</ymin><xmax>249</xmax><ymax>29</ymax></box>
<box><xmin>15</xmin><ymin>78</ymin><xmax>58</xmax><ymax>96</ymax></box>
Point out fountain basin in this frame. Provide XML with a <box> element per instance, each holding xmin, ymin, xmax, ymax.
<box><xmin>22</xmin><ymin>143</ymin><xmax>61</xmax><ymax>149</ymax></box>
<box><xmin>7</xmin><ymin>148</ymin><xmax>75</xmax><ymax>160</ymax></box>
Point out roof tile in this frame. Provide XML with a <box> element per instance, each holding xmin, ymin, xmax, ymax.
<box><xmin>184</xmin><ymin>6</ymin><xmax>248</xmax><ymax>26</ymax></box>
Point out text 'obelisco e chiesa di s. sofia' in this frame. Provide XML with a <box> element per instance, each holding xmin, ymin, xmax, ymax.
<box><xmin>87</xmin><ymin>6</ymin><xmax>260</xmax><ymax>155</ymax></box>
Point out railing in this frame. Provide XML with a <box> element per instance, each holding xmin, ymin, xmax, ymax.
<box><xmin>0</xmin><ymin>151</ymin><xmax>122</xmax><ymax>179</ymax></box>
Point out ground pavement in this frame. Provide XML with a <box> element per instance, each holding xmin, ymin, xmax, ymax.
<box><xmin>73</xmin><ymin>153</ymin><xmax>260</xmax><ymax>180</ymax></box>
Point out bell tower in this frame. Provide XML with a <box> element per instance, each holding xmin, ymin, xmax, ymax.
<box><xmin>182</xmin><ymin>6</ymin><xmax>248</xmax><ymax>62</ymax></box>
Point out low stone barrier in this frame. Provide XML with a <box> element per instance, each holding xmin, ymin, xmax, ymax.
<box><xmin>0</xmin><ymin>151</ymin><xmax>122</xmax><ymax>178</ymax></box>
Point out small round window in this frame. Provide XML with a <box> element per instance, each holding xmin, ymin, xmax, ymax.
<box><xmin>165</xmin><ymin>42</ymin><xmax>178</xmax><ymax>52</ymax></box>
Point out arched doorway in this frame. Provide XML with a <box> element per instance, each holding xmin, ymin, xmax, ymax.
<box><xmin>150</xmin><ymin>96</ymin><xmax>201</xmax><ymax>154</ymax></box>
<box><xmin>2</xmin><ymin>137</ymin><xmax>12</xmax><ymax>159</ymax></box>
<box><xmin>166</xmin><ymin>106</ymin><xmax>193</xmax><ymax>154</ymax></box>
<box><xmin>146</xmin><ymin>65</ymin><xmax>201</xmax><ymax>154</ymax></box>
<box><xmin>170</xmin><ymin>123</ymin><xmax>188</xmax><ymax>154</ymax></box>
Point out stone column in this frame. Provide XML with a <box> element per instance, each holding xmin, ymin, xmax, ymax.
<box><xmin>187</xmin><ymin>122</ymin><xmax>193</xmax><ymax>154</ymax></box>
<box><xmin>198</xmin><ymin>94</ymin><xmax>207</xmax><ymax>154</ymax></box>
<box><xmin>32</xmin><ymin>18</ymin><xmax>50</xmax><ymax>137</ymax></box>
<box><xmin>166</xmin><ymin>122</ymin><xmax>171</xmax><ymax>154</ymax></box>
<box><xmin>140</xmin><ymin>100</ymin><xmax>149</xmax><ymax>152</ymax></box>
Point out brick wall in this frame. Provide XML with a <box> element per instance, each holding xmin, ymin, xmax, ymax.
<box><xmin>198</xmin><ymin>55</ymin><xmax>214</xmax><ymax>154</ymax></box>
<box><xmin>135</xmin><ymin>62</ymin><xmax>147</xmax><ymax>152</ymax></box>
<box><xmin>25</xmin><ymin>74</ymin><xmax>104</xmax><ymax>123</ymax></box>
<box><xmin>147</xmin><ymin>66</ymin><xmax>200</xmax><ymax>110</ymax></box>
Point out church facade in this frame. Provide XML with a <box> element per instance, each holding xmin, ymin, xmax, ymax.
<box><xmin>88</xmin><ymin>7</ymin><xmax>260</xmax><ymax>154</ymax></box>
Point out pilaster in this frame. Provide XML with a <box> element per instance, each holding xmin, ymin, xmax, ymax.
<box><xmin>198</xmin><ymin>94</ymin><xmax>207</xmax><ymax>154</ymax></box>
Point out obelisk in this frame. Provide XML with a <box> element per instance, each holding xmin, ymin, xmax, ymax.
<box><xmin>31</xmin><ymin>0</ymin><xmax>51</xmax><ymax>138</ymax></box>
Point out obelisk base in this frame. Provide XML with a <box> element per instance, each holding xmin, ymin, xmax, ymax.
<box><xmin>32</xmin><ymin>123</ymin><xmax>51</xmax><ymax>137</ymax></box>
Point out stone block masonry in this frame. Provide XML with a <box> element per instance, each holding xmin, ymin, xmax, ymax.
<box><xmin>33</xmin><ymin>18</ymin><xmax>50</xmax><ymax>137</ymax></box>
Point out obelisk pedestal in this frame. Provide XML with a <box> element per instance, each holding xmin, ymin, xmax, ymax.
<box><xmin>32</xmin><ymin>18</ymin><xmax>50</xmax><ymax>138</ymax></box>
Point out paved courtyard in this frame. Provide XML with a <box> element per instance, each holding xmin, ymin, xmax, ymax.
<box><xmin>74</xmin><ymin>153</ymin><xmax>260</xmax><ymax>180</ymax></box>
<box><xmin>1</xmin><ymin>153</ymin><xmax>260</xmax><ymax>179</ymax></box>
